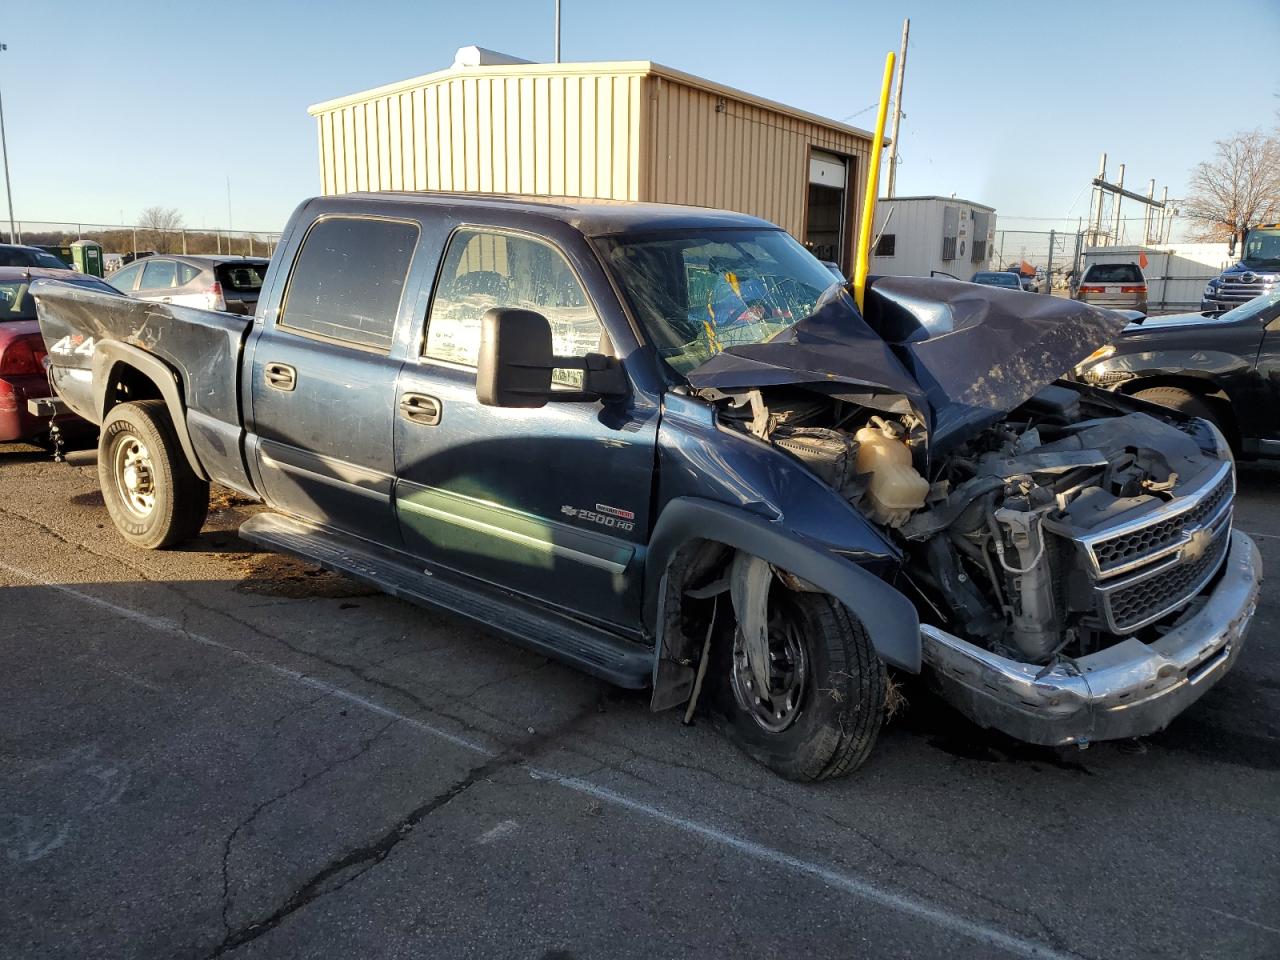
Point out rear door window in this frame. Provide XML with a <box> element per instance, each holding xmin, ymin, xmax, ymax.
<box><xmin>108</xmin><ymin>262</ymin><xmax>144</xmax><ymax>291</ymax></box>
<box><xmin>279</xmin><ymin>217</ymin><xmax>418</xmax><ymax>352</ymax></box>
<box><xmin>140</xmin><ymin>259</ymin><xmax>178</xmax><ymax>290</ymax></box>
<box><xmin>1084</xmin><ymin>264</ymin><xmax>1143</xmax><ymax>283</ymax></box>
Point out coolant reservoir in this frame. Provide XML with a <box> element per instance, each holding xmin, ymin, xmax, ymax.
<box><xmin>853</xmin><ymin>418</ymin><xmax>929</xmax><ymax>527</ymax></box>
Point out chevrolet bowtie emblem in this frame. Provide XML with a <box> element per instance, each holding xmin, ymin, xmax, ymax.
<box><xmin>1183</xmin><ymin>526</ymin><xmax>1213</xmax><ymax>563</ymax></box>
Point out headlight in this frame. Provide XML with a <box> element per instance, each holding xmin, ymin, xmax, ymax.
<box><xmin>1203</xmin><ymin>281</ymin><xmax>1218</xmax><ymax>297</ymax></box>
<box><xmin>1201</xmin><ymin>418</ymin><xmax>1234</xmax><ymax>464</ymax></box>
<box><xmin>1080</xmin><ymin>344</ymin><xmax>1115</xmax><ymax>367</ymax></box>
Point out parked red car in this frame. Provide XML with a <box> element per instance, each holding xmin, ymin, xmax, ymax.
<box><xmin>1</xmin><ymin>266</ymin><xmax>117</xmax><ymax>443</ymax></box>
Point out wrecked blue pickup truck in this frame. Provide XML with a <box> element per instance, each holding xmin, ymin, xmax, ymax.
<box><xmin>32</xmin><ymin>193</ymin><xmax>1262</xmax><ymax>780</ymax></box>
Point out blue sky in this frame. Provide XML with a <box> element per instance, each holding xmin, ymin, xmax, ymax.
<box><xmin>2</xmin><ymin>0</ymin><xmax>1277</xmax><ymax>235</ymax></box>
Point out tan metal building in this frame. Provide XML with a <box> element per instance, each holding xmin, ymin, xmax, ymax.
<box><xmin>307</xmin><ymin>54</ymin><xmax>875</xmax><ymax>274</ymax></box>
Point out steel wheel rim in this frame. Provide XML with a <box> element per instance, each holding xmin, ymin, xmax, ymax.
<box><xmin>730</xmin><ymin>606</ymin><xmax>808</xmax><ymax>734</ymax></box>
<box><xmin>113</xmin><ymin>433</ymin><xmax>157</xmax><ymax>519</ymax></box>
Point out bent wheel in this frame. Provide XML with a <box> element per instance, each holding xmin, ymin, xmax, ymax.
<box><xmin>716</xmin><ymin>588</ymin><xmax>887</xmax><ymax>781</ymax></box>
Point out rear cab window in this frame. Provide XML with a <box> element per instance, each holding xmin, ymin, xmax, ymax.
<box><xmin>1083</xmin><ymin>264</ymin><xmax>1143</xmax><ymax>284</ymax></box>
<box><xmin>0</xmin><ymin>280</ymin><xmax>37</xmax><ymax>320</ymax></box>
<box><xmin>279</xmin><ymin>217</ymin><xmax>419</xmax><ymax>352</ymax></box>
<box><xmin>2</xmin><ymin>275</ymin><xmax>116</xmax><ymax>320</ymax></box>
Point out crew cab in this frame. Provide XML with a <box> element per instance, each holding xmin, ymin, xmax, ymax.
<box><xmin>31</xmin><ymin>193</ymin><xmax>1262</xmax><ymax>780</ymax></box>
<box><xmin>1078</xmin><ymin>288</ymin><xmax>1280</xmax><ymax>460</ymax></box>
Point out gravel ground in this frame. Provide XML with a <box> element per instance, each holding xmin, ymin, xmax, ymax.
<box><xmin>1</xmin><ymin>441</ymin><xmax>1277</xmax><ymax>960</ymax></box>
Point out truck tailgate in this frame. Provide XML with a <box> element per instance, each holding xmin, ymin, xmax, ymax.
<box><xmin>31</xmin><ymin>280</ymin><xmax>252</xmax><ymax>430</ymax></box>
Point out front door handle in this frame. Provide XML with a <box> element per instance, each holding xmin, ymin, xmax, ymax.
<box><xmin>264</xmin><ymin>362</ymin><xmax>297</xmax><ymax>392</ymax></box>
<box><xmin>399</xmin><ymin>392</ymin><xmax>441</xmax><ymax>426</ymax></box>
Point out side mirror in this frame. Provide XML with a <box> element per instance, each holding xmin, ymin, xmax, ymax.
<box><xmin>476</xmin><ymin>307</ymin><xmax>628</xmax><ymax>408</ymax></box>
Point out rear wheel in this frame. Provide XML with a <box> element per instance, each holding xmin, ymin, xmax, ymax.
<box><xmin>98</xmin><ymin>400</ymin><xmax>209</xmax><ymax>549</ymax></box>
<box><xmin>715</xmin><ymin>589</ymin><xmax>886</xmax><ymax>781</ymax></box>
<box><xmin>1132</xmin><ymin>386</ymin><xmax>1222</xmax><ymax>431</ymax></box>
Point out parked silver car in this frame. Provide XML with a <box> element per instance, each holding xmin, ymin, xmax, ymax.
<box><xmin>107</xmin><ymin>255</ymin><xmax>269</xmax><ymax>315</ymax></box>
<box><xmin>1075</xmin><ymin>262</ymin><xmax>1148</xmax><ymax>314</ymax></box>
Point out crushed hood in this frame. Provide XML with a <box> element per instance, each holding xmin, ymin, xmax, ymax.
<box><xmin>686</xmin><ymin>276</ymin><xmax>1126</xmax><ymax>453</ymax></box>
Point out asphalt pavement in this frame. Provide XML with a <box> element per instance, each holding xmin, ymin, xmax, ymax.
<box><xmin>1</xmin><ymin>441</ymin><xmax>1277</xmax><ymax>960</ymax></box>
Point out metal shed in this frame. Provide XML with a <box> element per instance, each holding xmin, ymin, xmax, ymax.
<box><xmin>869</xmin><ymin>195</ymin><xmax>997</xmax><ymax>280</ymax></box>
<box><xmin>307</xmin><ymin>53</ymin><xmax>875</xmax><ymax>275</ymax></box>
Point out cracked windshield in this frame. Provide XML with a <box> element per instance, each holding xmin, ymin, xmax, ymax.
<box><xmin>601</xmin><ymin>229</ymin><xmax>848</xmax><ymax>375</ymax></box>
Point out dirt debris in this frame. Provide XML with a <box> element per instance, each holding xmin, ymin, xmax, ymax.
<box><xmin>229</xmin><ymin>551</ymin><xmax>379</xmax><ymax>600</ymax></box>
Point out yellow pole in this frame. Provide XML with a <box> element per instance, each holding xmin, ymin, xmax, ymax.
<box><xmin>852</xmin><ymin>51</ymin><xmax>895</xmax><ymax>313</ymax></box>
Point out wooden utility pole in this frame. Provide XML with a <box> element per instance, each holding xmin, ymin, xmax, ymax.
<box><xmin>885</xmin><ymin>18</ymin><xmax>909</xmax><ymax>198</ymax></box>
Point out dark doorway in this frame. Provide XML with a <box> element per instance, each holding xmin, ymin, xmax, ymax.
<box><xmin>804</xmin><ymin>150</ymin><xmax>850</xmax><ymax>273</ymax></box>
<box><xmin>805</xmin><ymin>184</ymin><xmax>844</xmax><ymax>264</ymax></box>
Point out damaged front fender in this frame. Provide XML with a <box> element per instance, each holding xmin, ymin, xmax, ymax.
<box><xmin>645</xmin><ymin>497</ymin><xmax>921</xmax><ymax>712</ymax></box>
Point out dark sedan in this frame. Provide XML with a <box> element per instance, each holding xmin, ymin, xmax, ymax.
<box><xmin>970</xmin><ymin>271</ymin><xmax>1022</xmax><ymax>290</ymax></box>
<box><xmin>0</xmin><ymin>243</ymin><xmax>72</xmax><ymax>270</ymax></box>
<box><xmin>1077</xmin><ymin>289</ymin><xmax>1280</xmax><ymax>459</ymax></box>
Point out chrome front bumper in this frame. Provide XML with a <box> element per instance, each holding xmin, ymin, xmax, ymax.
<box><xmin>920</xmin><ymin>530</ymin><xmax>1262</xmax><ymax>746</ymax></box>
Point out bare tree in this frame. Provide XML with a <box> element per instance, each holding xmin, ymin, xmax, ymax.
<box><xmin>1183</xmin><ymin>129</ymin><xmax>1280</xmax><ymax>246</ymax></box>
<box><xmin>137</xmin><ymin>206</ymin><xmax>185</xmax><ymax>253</ymax></box>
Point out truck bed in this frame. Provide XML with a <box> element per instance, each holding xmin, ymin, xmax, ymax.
<box><xmin>32</xmin><ymin>280</ymin><xmax>255</xmax><ymax>489</ymax></box>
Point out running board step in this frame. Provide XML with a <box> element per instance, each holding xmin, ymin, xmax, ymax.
<box><xmin>238</xmin><ymin>512</ymin><xmax>652</xmax><ymax>688</ymax></box>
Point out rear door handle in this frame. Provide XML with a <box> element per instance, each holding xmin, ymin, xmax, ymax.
<box><xmin>399</xmin><ymin>392</ymin><xmax>441</xmax><ymax>426</ymax></box>
<box><xmin>264</xmin><ymin>362</ymin><xmax>297</xmax><ymax>392</ymax></box>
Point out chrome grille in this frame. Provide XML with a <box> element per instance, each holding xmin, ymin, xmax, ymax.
<box><xmin>1102</xmin><ymin>525</ymin><xmax>1230</xmax><ymax>632</ymax></box>
<box><xmin>1212</xmin><ymin>278</ymin><xmax>1277</xmax><ymax>304</ymax></box>
<box><xmin>1089</xmin><ymin>469</ymin><xmax>1233</xmax><ymax>574</ymax></box>
<box><xmin>1074</xmin><ymin>461</ymin><xmax>1234</xmax><ymax>633</ymax></box>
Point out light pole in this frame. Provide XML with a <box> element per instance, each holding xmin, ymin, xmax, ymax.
<box><xmin>0</xmin><ymin>42</ymin><xmax>16</xmax><ymax>243</ymax></box>
<box><xmin>554</xmin><ymin>0</ymin><xmax>561</xmax><ymax>63</ymax></box>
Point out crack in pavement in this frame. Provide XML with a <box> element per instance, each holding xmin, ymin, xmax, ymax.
<box><xmin>203</xmin><ymin>701</ymin><xmax>602</xmax><ymax>959</ymax></box>
<box><xmin>526</xmin><ymin>728</ymin><xmax>1082</xmax><ymax>956</ymax></box>
<box><xmin>2</xmin><ymin>491</ymin><xmax>1096</xmax><ymax>959</ymax></box>
<box><xmin>0</xmin><ymin>504</ymin><xmax>550</xmax><ymax>751</ymax></box>
<box><xmin>218</xmin><ymin>717</ymin><xmax>400</xmax><ymax>934</ymax></box>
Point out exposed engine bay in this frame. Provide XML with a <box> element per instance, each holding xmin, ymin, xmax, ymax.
<box><xmin>713</xmin><ymin>381</ymin><xmax>1233</xmax><ymax>666</ymax></box>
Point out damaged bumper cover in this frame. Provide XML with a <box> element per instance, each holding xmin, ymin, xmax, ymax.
<box><xmin>920</xmin><ymin>530</ymin><xmax>1262</xmax><ymax>746</ymax></box>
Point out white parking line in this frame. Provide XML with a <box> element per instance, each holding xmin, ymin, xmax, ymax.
<box><xmin>0</xmin><ymin>558</ymin><xmax>1077</xmax><ymax>960</ymax></box>
<box><xmin>1239</xmin><ymin>529</ymin><xmax>1279</xmax><ymax>542</ymax></box>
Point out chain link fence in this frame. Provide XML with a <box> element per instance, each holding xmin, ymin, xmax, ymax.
<box><xmin>990</xmin><ymin>229</ymin><xmax>1086</xmax><ymax>292</ymax></box>
<box><xmin>6</xmin><ymin>220</ymin><xmax>283</xmax><ymax>267</ymax></box>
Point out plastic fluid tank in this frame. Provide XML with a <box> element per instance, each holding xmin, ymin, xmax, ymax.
<box><xmin>853</xmin><ymin>418</ymin><xmax>929</xmax><ymax>527</ymax></box>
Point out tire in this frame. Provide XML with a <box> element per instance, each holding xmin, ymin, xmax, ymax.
<box><xmin>98</xmin><ymin>400</ymin><xmax>209</xmax><ymax>549</ymax></box>
<box><xmin>714</xmin><ymin>589</ymin><xmax>887</xmax><ymax>781</ymax></box>
<box><xmin>1132</xmin><ymin>386</ymin><xmax>1222</xmax><ymax>431</ymax></box>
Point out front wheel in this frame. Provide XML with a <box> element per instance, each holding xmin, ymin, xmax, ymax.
<box><xmin>1132</xmin><ymin>386</ymin><xmax>1224</xmax><ymax>433</ymax></box>
<box><xmin>98</xmin><ymin>400</ymin><xmax>209</xmax><ymax>549</ymax></box>
<box><xmin>716</xmin><ymin>590</ymin><xmax>887</xmax><ymax>781</ymax></box>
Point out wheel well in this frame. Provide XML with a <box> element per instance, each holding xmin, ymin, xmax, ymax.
<box><xmin>659</xmin><ymin>538</ymin><xmax>734</xmax><ymax>665</ymax></box>
<box><xmin>101</xmin><ymin>362</ymin><xmax>164</xmax><ymax>418</ymax></box>
<box><xmin>1118</xmin><ymin>374</ymin><xmax>1236</xmax><ymax>436</ymax></box>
